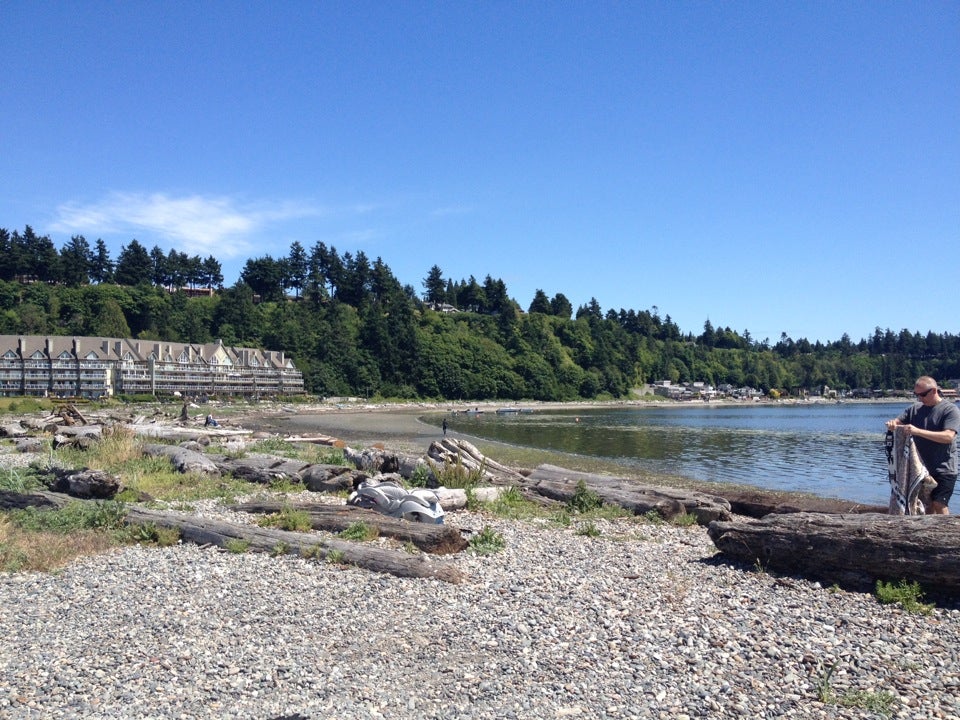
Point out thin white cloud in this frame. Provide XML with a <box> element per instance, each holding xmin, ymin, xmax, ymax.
<box><xmin>430</xmin><ymin>204</ymin><xmax>475</xmax><ymax>218</ymax></box>
<box><xmin>52</xmin><ymin>192</ymin><xmax>322</xmax><ymax>258</ymax></box>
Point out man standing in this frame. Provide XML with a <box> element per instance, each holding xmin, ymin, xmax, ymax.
<box><xmin>886</xmin><ymin>376</ymin><xmax>960</xmax><ymax>514</ymax></box>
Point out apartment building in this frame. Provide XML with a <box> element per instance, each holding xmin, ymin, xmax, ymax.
<box><xmin>0</xmin><ymin>335</ymin><xmax>305</xmax><ymax>399</ymax></box>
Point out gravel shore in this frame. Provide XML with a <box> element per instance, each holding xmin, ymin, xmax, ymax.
<box><xmin>1</xmin><ymin>496</ymin><xmax>958</xmax><ymax>719</ymax></box>
<box><xmin>1</xmin><ymin>405</ymin><xmax>958</xmax><ymax>719</ymax></box>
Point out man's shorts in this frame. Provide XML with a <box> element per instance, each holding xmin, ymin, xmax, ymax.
<box><xmin>932</xmin><ymin>475</ymin><xmax>957</xmax><ymax>506</ymax></box>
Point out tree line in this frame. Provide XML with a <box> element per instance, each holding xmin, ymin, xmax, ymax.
<box><xmin>1</xmin><ymin>224</ymin><xmax>958</xmax><ymax>399</ymax></box>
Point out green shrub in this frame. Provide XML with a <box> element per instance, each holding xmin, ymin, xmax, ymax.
<box><xmin>482</xmin><ymin>485</ymin><xmax>541</xmax><ymax>519</ymax></box>
<box><xmin>408</xmin><ymin>463</ymin><xmax>431</xmax><ymax>488</ymax></box>
<box><xmin>427</xmin><ymin>455</ymin><xmax>486</xmax><ymax>489</ymax></box>
<box><xmin>566</xmin><ymin>480</ymin><xmax>603</xmax><ymax>514</ymax></box>
<box><xmin>575</xmin><ymin>521</ymin><xmax>601</xmax><ymax>537</ymax></box>
<box><xmin>224</xmin><ymin>538</ymin><xmax>250</xmax><ymax>554</ymax></box>
<box><xmin>469</xmin><ymin>525</ymin><xmax>505</xmax><ymax>555</ymax></box>
<box><xmin>257</xmin><ymin>506</ymin><xmax>313</xmax><ymax>532</ymax></box>
<box><xmin>875</xmin><ymin>579</ymin><xmax>934</xmax><ymax>614</ymax></box>
<box><xmin>0</xmin><ymin>466</ymin><xmax>45</xmax><ymax>493</ymax></box>
<box><xmin>339</xmin><ymin>521</ymin><xmax>378</xmax><ymax>541</ymax></box>
<box><xmin>670</xmin><ymin>512</ymin><xmax>698</xmax><ymax>527</ymax></box>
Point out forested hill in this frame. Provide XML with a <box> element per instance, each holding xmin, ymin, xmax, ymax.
<box><xmin>1</xmin><ymin>224</ymin><xmax>958</xmax><ymax>399</ymax></box>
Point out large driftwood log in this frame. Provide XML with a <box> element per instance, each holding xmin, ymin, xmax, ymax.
<box><xmin>229</xmin><ymin>500</ymin><xmax>468</xmax><ymax>554</ymax></box>
<box><xmin>526</xmin><ymin>464</ymin><xmax>732</xmax><ymax>524</ymax></box>
<box><xmin>121</xmin><ymin>505</ymin><xmax>464</xmax><ymax>582</ymax></box>
<box><xmin>210</xmin><ymin>455</ymin><xmax>314</xmax><ymax>484</ymax></box>
<box><xmin>708</xmin><ymin>512</ymin><xmax>960</xmax><ymax>593</ymax></box>
<box><xmin>708</xmin><ymin>488</ymin><xmax>887</xmax><ymax>518</ymax></box>
<box><xmin>48</xmin><ymin>468</ymin><xmax>123</xmax><ymax>499</ymax></box>
<box><xmin>0</xmin><ymin>422</ymin><xmax>28</xmax><ymax>438</ymax></box>
<box><xmin>143</xmin><ymin>443</ymin><xmax>221</xmax><ymax>476</ymax></box>
<box><xmin>0</xmin><ymin>490</ymin><xmax>464</xmax><ymax>583</ymax></box>
<box><xmin>125</xmin><ymin>423</ymin><xmax>253</xmax><ymax>442</ymax></box>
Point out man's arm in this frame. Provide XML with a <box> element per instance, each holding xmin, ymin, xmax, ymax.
<box><xmin>901</xmin><ymin>424</ymin><xmax>957</xmax><ymax>444</ymax></box>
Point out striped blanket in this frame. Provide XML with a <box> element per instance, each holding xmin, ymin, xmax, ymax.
<box><xmin>886</xmin><ymin>427</ymin><xmax>936</xmax><ymax>515</ymax></box>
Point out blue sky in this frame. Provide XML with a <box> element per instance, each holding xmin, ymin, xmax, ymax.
<box><xmin>2</xmin><ymin>1</ymin><xmax>957</xmax><ymax>345</ymax></box>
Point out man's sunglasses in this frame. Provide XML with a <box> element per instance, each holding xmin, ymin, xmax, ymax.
<box><xmin>915</xmin><ymin>388</ymin><xmax>936</xmax><ymax>398</ymax></box>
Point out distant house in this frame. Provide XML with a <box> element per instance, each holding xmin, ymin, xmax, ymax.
<box><xmin>0</xmin><ymin>335</ymin><xmax>304</xmax><ymax>399</ymax></box>
<box><xmin>427</xmin><ymin>302</ymin><xmax>459</xmax><ymax>313</ymax></box>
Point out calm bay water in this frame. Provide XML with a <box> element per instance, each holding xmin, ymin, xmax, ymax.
<box><xmin>447</xmin><ymin>402</ymin><xmax>922</xmax><ymax>504</ymax></box>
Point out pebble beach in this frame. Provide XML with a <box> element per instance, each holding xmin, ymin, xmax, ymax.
<box><xmin>1</xmin><ymin>407</ymin><xmax>959</xmax><ymax>719</ymax></box>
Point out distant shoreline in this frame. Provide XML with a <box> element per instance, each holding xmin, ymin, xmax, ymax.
<box><xmin>235</xmin><ymin>396</ymin><xmax>910</xmax><ymax>504</ymax></box>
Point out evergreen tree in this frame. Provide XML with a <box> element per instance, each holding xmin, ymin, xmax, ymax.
<box><xmin>90</xmin><ymin>239</ymin><xmax>114</xmax><ymax>283</ymax></box>
<box><xmin>0</xmin><ymin>228</ymin><xmax>12</xmax><ymax>281</ymax></box>
<box><xmin>528</xmin><ymin>289</ymin><xmax>551</xmax><ymax>314</ymax></box>
<box><xmin>150</xmin><ymin>246</ymin><xmax>169</xmax><ymax>287</ymax></box>
<box><xmin>20</xmin><ymin>226</ymin><xmax>61</xmax><ymax>282</ymax></box>
<box><xmin>114</xmin><ymin>240</ymin><xmax>153</xmax><ymax>286</ymax></box>
<box><xmin>550</xmin><ymin>293</ymin><xmax>573</xmax><ymax>319</ymax></box>
<box><xmin>423</xmin><ymin>265</ymin><xmax>446</xmax><ymax>305</ymax></box>
<box><xmin>59</xmin><ymin>235</ymin><xmax>93</xmax><ymax>286</ymax></box>
<box><xmin>201</xmin><ymin>255</ymin><xmax>223</xmax><ymax>289</ymax></box>
<box><xmin>286</xmin><ymin>241</ymin><xmax>308</xmax><ymax>297</ymax></box>
<box><xmin>240</xmin><ymin>256</ymin><xmax>284</xmax><ymax>302</ymax></box>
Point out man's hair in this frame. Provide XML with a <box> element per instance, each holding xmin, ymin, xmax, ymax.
<box><xmin>916</xmin><ymin>375</ymin><xmax>938</xmax><ymax>388</ymax></box>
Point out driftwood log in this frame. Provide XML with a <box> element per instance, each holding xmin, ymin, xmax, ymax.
<box><xmin>708</xmin><ymin>512</ymin><xmax>960</xmax><ymax>593</ymax></box>
<box><xmin>125</xmin><ymin>423</ymin><xmax>253</xmax><ymax>442</ymax></box>
<box><xmin>0</xmin><ymin>422</ymin><xmax>28</xmax><ymax>438</ymax></box>
<box><xmin>426</xmin><ymin>438</ymin><xmax>526</xmax><ymax>484</ymax></box>
<box><xmin>301</xmin><ymin>464</ymin><xmax>370</xmax><ymax>492</ymax></box>
<box><xmin>0</xmin><ymin>490</ymin><xmax>464</xmax><ymax>583</ymax></box>
<box><xmin>210</xmin><ymin>455</ymin><xmax>314</xmax><ymax>484</ymax></box>
<box><xmin>143</xmin><ymin>443</ymin><xmax>221</xmax><ymax>476</ymax></box>
<box><xmin>48</xmin><ymin>468</ymin><xmax>123</xmax><ymax>499</ymax></box>
<box><xmin>684</xmin><ymin>484</ymin><xmax>887</xmax><ymax>518</ymax></box>
<box><xmin>229</xmin><ymin>500</ymin><xmax>468</xmax><ymax>554</ymax></box>
<box><xmin>525</xmin><ymin>464</ymin><xmax>732</xmax><ymax>524</ymax></box>
<box><xmin>0</xmin><ymin>489</ymin><xmax>72</xmax><ymax>511</ymax></box>
<box><xmin>122</xmin><ymin>505</ymin><xmax>465</xmax><ymax>582</ymax></box>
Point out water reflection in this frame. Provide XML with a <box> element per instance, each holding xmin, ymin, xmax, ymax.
<box><xmin>449</xmin><ymin>404</ymin><xmax>899</xmax><ymax>504</ymax></box>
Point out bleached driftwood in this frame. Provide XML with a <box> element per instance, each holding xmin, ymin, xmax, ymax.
<box><xmin>143</xmin><ymin>443</ymin><xmax>221</xmax><ymax>476</ymax></box>
<box><xmin>229</xmin><ymin>500</ymin><xmax>468</xmax><ymax>554</ymax></box>
<box><xmin>426</xmin><ymin>438</ymin><xmax>526</xmax><ymax>484</ymax></box>
<box><xmin>124</xmin><ymin>423</ymin><xmax>253</xmax><ymax>441</ymax></box>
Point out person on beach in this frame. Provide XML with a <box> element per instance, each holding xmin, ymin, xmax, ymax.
<box><xmin>442</xmin><ymin>418</ymin><xmax>448</xmax><ymax>436</ymax></box>
<box><xmin>886</xmin><ymin>376</ymin><xmax>960</xmax><ymax>514</ymax></box>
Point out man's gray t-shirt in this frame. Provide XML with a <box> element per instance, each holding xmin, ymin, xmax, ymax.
<box><xmin>897</xmin><ymin>400</ymin><xmax>960</xmax><ymax>479</ymax></box>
